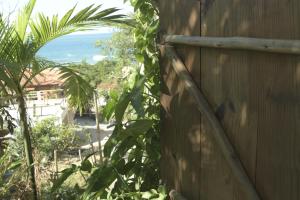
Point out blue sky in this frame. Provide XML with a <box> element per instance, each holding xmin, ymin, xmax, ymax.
<box><xmin>0</xmin><ymin>0</ymin><xmax>133</xmax><ymax>34</ymax></box>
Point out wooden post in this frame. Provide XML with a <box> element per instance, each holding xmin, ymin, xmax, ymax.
<box><xmin>89</xmin><ymin>136</ymin><xmax>97</xmax><ymax>164</ymax></box>
<box><xmin>94</xmin><ymin>92</ymin><xmax>103</xmax><ymax>163</ymax></box>
<box><xmin>33</xmin><ymin>104</ymin><xmax>36</xmax><ymax>117</ymax></box>
<box><xmin>54</xmin><ymin>150</ymin><xmax>58</xmax><ymax>178</ymax></box>
<box><xmin>162</xmin><ymin>46</ymin><xmax>261</xmax><ymax>200</ymax></box>
<box><xmin>78</xmin><ymin>149</ymin><xmax>82</xmax><ymax>162</ymax></box>
<box><xmin>164</xmin><ymin>35</ymin><xmax>300</xmax><ymax>55</ymax></box>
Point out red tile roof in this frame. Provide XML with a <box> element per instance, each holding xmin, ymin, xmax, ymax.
<box><xmin>24</xmin><ymin>68</ymin><xmax>64</xmax><ymax>89</ymax></box>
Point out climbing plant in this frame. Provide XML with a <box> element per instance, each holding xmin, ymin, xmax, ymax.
<box><xmin>52</xmin><ymin>0</ymin><xmax>164</xmax><ymax>199</ymax></box>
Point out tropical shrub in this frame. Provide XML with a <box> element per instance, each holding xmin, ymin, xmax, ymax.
<box><xmin>0</xmin><ymin>1</ymin><xmax>124</xmax><ymax>198</ymax></box>
<box><xmin>32</xmin><ymin>118</ymin><xmax>78</xmax><ymax>160</ymax></box>
<box><xmin>0</xmin><ymin>152</ymin><xmax>29</xmax><ymax>200</ymax></box>
<box><xmin>51</xmin><ymin>0</ymin><xmax>163</xmax><ymax>199</ymax></box>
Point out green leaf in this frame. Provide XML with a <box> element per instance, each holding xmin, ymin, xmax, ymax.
<box><xmin>124</xmin><ymin>120</ymin><xmax>153</xmax><ymax>135</ymax></box>
<box><xmin>103</xmin><ymin>99</ymin><xmax>117</xmax><ymax>121</ymax></box>
<box><xmin>58</xmin><ymin>67</ymin><xmax>94</xmax><ymax>115</ymax></box>
<box><xmin>15</xmin><ymin>0</ymin><xmax>37</xmax><ymax>41</ymax></box>
<box><xmin>135</xmin><ymin>54</ymin><xmax>144</xmax><ymax>62</ymax></box>
<box><xmin>104</xmin><ymin>120</ymin><xmax>153</xmax><ymax>157</ymax></box>
<box><xmin>111</xmin><ymin>137</ymin><xmax>136</xmax><ymax>161</ymax></box>
<box><xmin>82</xmin><ymin>165</ymin><xmax>117</xmax><ymax>199</ymax></box>
<box><xmin>103</xmin><ymin>126</ymin><xmax>122</xmax><ymax>157</ymax></box>
<box><xmin>29</xmin><ymin>5</ymin><xmax>125</xmax><ymax>51</ymax></box>
<box><xmin>80</xmin><ymin>159</ymin><xmax>93</xmax><ymax>173</ymax></box>
<box><xmin>7</xmin><ymin>160</ymin><xmax>22</xmax><ymax>171</ymax></box>
<box><xmin>130</xmin><ymin>75</ymin><xmax>145</xmax><ymax>117</ymax></box>
<box><xmin>51</xmin><ymin>164</ymin><xmax>77</xmax><ymax>192</ymax></box>
<box><xmin>115</xmin><ymin>91</ymin><xmax>131</xmax><ymax>123</ymax></box>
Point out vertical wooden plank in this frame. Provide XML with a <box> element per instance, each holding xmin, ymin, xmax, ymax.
<box><xmin>200</xmin><ymin>0</ymin><xmax>258</xmax><ymax>199</ymax></box>
<box><xmin>253</xmin><ymin>53</ymin><xmax>300</xmax><ymax>200</ymax></box>
<box><xmin>249</xmin><ymin>1</ymin><xmax>300</xmax><ymax>199</ymax></box>
<box><xmin>159</xmin><ymin>0</ymin><xmax>201</xmax><ymax>199</ymax></box>
<box><xmin>295</xmin><ymin>58</ymin><xmax>300</xmax><ymax>200</ymax></box>
<box><xmin>160</xmin><ymin>0</ymin><xmax>300</xmax><ymax>199</ymax></box>
<box><xmin>200</xmin><ymin>48</ymin><xmax>236</xmax><ymax>200</ymax></box>
<box><xmin>201</xmin><ymin>0</ymin><xmax>300</xmax><ymax>199</ymax></box>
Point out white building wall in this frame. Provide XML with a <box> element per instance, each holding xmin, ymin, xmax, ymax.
<box><xmin>8</xmin><ymin>98</ymin><xmax>70</xmax><ymax>125</ymax></box>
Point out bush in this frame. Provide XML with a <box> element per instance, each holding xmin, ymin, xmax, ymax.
<box><xmin>32</xmin><ymin>118</ymin><xmax>79</xmax><ymax>160</ymax></box>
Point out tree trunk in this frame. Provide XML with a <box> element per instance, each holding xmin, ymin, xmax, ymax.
<box><xmin>17</xmin><ymin>96</ymin><xmax>38</xmax><ymax>200</ymax></box>
<box><xmin>94</xmin><ymin>92</ymin><xmax>103</xmax><ymax>163</ymax></box>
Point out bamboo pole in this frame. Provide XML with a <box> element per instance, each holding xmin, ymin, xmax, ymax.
<box><xmin>54</xmin><ymin>150</ymin><xmax>58</xmax><ymax>177</ymax></box>
<box><xmin>78</xmin><ymin>149</ymin><xmax>82</xmax><ymax>162</ymax></box>
<box><xmin>94</xmin><ymin>92</ymin><xmax>103</xmax><ymax>163</ymax></box>
<box><xmin>162</xmin><ymin>46</ymin><xmax>261</xmax><ymax>200</ymax></box>
<box><xmin>89</xmin><ymin>136</ymin><xmax>97</xmax><ymax>164</ymax></box>
<box><xmin>164</xmin><ymin>35</ymin><xmax>300</xmax><ymax>55</ymax></box>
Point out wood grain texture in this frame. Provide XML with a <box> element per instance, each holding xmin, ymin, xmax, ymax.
<box><xmin>159</xmin><ymin>0</ymin><xmax>300</xmax><ymax>199</ymax></box>
<box><xmin>201</xmin><ymin>0</ymin><xmax>300</xmax><ymax>199</ymax></box>
<box><xmin>165</xmin><ymin>46</ymin><xmax>259</xmax><ymax>200</ymax></box>
<box><xmin>164</xmin><ymin>35</ymin><xmax>300</xmax><ymax>55</ymax></box>
<box><xmin>159</xmin><ymin>0</ymin><xmax>201</xmax><ymax>199</ymax></box>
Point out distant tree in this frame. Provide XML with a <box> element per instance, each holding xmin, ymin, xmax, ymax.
<box><xmin>72</xmin><ymin>60</ymin><xmax>117</xmax><ymax>88</ymax></box>
<box><xmin>96</xmin><ymin>28</ymin><xmax>138</xmax><ymax>78</ymax></box>
<box><xmin>96</xmin><ymin>28</ymin><xmax>135</xmax><ymax>65</ymax></box>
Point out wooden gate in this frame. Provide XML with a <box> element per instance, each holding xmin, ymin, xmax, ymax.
<box><xmin>159</xmin><ymin>0</ymin><xmax>300</xmax><ymax>199</ymax></box>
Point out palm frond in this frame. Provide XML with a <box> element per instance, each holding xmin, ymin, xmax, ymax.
<box><xmin>29</xmin><ymin>5</ymin><xmax>126</xmax><ymax>52</ymax></box>
<box><xmin>58</xmin><ymin>67</ymin><xmax>94</xmax><ymax>115</ymax></box>
<box><xmin>0</xmin><ymin>17</ymin><xmax>21</xmax><ymax>93</ymax></box>
<box><xmin>15</xmin><ymin>0</ymin><xmax>37</xmax><ymax>41</ymax></box>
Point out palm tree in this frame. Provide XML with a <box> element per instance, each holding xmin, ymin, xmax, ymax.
<box><xmin>0</xmin><ymin>0</ymin><xmax>124</xmax><ymax>199</ymax></box>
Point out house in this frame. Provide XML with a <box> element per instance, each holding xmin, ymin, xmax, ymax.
<box><xmin>9</xmin><ymin>68</ymin><xmax>75</xmax><ymax>124</ymax></box>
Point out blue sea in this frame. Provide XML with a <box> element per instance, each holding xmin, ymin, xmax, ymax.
<box><xmin>37</xmin><ymin>33</ymin><xmax>112</xmax><ymax>64</ymax></box>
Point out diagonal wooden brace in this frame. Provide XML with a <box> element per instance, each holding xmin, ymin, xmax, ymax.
<box><xmin>160</xmin><ymin>45</ymin><xmax>261</xmax><ymax>200</ymax></box>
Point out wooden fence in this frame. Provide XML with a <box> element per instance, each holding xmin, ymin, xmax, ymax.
<box><xmin>159</xmin><ymin>0</ymin><xmax>300</xmax><ymax>199</ymax></box>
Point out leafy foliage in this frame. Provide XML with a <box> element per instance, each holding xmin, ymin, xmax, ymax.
<box><xmin>0</xmin><ymin>0</ymin><xmax>125</xmax><ymax>113</ymax></box>
<box><xmin>71</xmin><ymin>60</ymin><xmax>118</xmax><ymax>89</ymax></box>
<box><xmin>31</xmin><ymin>118</ymin><xmax>79</xmax><ymax>158</ymax></box>
<box><xmin>0</xmin><ymin>105</ymin><xmax>16</xmax><ymax>133</ymax></box>
<box><xmin>1</xmin><ymin>0</ymin><xmax>163</xmax><ymax>198</ymax></box>
<box><xmin>96</xmin><ymin>27</ymin><xmax>136</xmax><ymax>67</ymax></box>
<box><xmin>0</xmin><ymin>152</ymin><xmax>27</xmax><ymax>200</ymax></box>
<box><xmin>59</xmin><ymin>67</ymin><xmax>94</xmax><ymax>114</ymax></box>
<box><xmin>0</xmin><ymin>1</ymin><xmax>124</xmax><ymax>197</ymax></box>
<box><xmin>51</xmin><ymin>0</ymin><xmax>162</xmax><ymax>199</ymax></box>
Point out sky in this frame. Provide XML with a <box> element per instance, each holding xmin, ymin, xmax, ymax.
<box><xmin>0</xmin><ymin>0</ymin><xmax>133</xmax><ymax>34</ymax></box>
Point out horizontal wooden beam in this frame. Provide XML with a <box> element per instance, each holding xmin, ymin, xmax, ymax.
<box><xmin>164</xmin><ymin>35</ymin><xmax>300</xmax><ymax>55</ymax></box>
<box><xmin>161</xmin><ymin>45</ymin><xmax>261</xmax><ymax>200</ymax></box>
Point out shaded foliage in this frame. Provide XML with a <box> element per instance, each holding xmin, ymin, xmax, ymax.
<box><xmin>52</xmin><ymin>0</ymin><xmax>163</xmax><ymax>199</ymax></box>
<box><xmin>0</xmin><ymin>0</ymin><xmax>125</xmax><ymax>198</ymax></box>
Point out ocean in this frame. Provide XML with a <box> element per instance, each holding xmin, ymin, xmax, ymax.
<box><xmin>37</xmin><ymin>33</ymin><xmax>112</xmax><ymax>64</ymax></box>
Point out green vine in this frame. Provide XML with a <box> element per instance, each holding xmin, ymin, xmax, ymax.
<box><xmin>51</xmin><ymin>0</ymin><xmax>164</xmax><ymax>199</ymax></box>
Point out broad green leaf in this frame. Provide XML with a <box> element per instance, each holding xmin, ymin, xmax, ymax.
<box><xmin>102</xmin><ymin>99</ymin><xmax>117</xmax><ymax>121</ymax></box>
<box><xmin>82</xmin><ymin>165</ymin><xmax>117</xmax><ymax>199</ymax></box>
<box><xmin>130</xmin><ymin>75</ymin><xmax>145</xmax><ymax>117</ymax></box>
<box><xmin>115</xmin><ymin>91</ymin><xmax>131</xmax><ymax>123</ymax></box>
<box><xmin>51</xmin><ymin>164</ymin><xmax>77</xmax><ymax>192</ymax></box>
<box><xmin>80</xmin><ymin>159</ymin><xmax>93</xmax><ymax>173</ymax></box>
<box><xmin>104</xmin><ymin>120</ymin><xmax>153</xmax><ymax>157</ymax></box>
